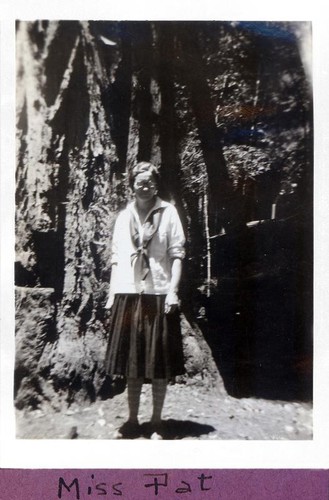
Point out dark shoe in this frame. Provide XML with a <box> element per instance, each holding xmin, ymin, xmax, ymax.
<box><xmin>117</xmin><ymin>420</ymin><xmax>140</xmax><ymax>439</ymax></box>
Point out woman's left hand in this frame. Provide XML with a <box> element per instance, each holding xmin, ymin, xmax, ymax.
<box><xmin>164</xmin><ymin>291</ymin><xmax>180</xmax><ymax>314</ymax></box>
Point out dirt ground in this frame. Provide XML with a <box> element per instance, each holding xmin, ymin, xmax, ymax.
<box><xmin>16</xmin><ymin>379</ymin><xmax>312</xmax><ymax>440</ymax></box>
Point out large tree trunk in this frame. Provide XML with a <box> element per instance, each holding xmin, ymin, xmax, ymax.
<box><xmin>16</xmin><ymin>21</ymin><xmax>119</xmax><ymax>407</ymax></box>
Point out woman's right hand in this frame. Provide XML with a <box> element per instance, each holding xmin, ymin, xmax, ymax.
<box><xmin>164</xmin><ymin>291</ymin><xmax>179</xmax><ymax>314</ymax></box>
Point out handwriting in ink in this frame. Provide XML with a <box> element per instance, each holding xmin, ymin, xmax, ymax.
<box><xmin>57</xmin><ymin>472</ymin><xmax>212</xmax><ymax>498</ymax></box>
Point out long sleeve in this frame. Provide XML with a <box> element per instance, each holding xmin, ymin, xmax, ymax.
<box><xmin>167</xmin><ymin>206</ymin><xmax>185</xmax><ymax>260</ymax></box>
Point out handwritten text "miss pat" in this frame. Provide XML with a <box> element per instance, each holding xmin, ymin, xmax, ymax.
<box><xmin>58</xmin><ymin>473</ymin><xmax>213</xmax><ymax>498</ymax></box>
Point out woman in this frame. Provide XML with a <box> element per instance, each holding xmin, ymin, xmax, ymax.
<box><xmin>105</xmin><ymin>161</ymin><xmax>186</xmax><ymax>438</ymax></box>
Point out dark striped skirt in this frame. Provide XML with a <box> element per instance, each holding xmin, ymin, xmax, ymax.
<box><xmin>104</xmin><ymin>294</ymin><xmax>185</xmax><ymax>379</ymax></box>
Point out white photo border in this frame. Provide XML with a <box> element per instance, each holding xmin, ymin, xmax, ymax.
<box><xmin>1</xmin><ymin>0</ymin><xmax>328</xmax><ymax>469</ymax></box>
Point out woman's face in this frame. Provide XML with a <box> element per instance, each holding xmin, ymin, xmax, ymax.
<box><xmin>133</xmin><ymin>171</ymin><xmax>157</xmax><ymax>202</ymax></box>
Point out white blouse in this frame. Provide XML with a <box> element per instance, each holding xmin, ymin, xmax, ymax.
<box><xmin>110</xmin><ymin>197</ymin><xmax>185</xmax><ymax>295</ymax></box>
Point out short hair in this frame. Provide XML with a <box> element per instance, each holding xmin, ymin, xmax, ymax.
<box><xmin>129</xmin><ymin>161</ymin><xmax>159</xmax><ymax>189</ymax></box>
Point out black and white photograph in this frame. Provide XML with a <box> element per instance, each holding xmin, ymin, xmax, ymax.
<box><xmin>13</xmin><ymin>20</ymin><xmax>314</xmax><ymax>443</ymax></box>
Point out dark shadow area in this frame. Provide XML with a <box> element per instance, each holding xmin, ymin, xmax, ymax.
<box><xmin>32</xmin><ymin>230</ymin><xmax>61</xmax><ymax>288</ymax></box>
<box><xmin>92</xmin><ymin>21</ymin><xmax>133</xmax><ymax>176</ymax></box>
<box><xmin>156</xmin><ymin>23</ymin><xmax>183</xmax><ymax>206</ymax></box>
<box><xmin>132</xmin><ymin>23</ymin><xmax>154</xmax><ymax>163</ymax></box>
<box><xmin>98</xmin><ymin>375</ymin><xmax>127</xmax><ymax>400</ymax></box>
<box><xmin>15</xmin><ymin>261</ymin><xmax>38</xmax><ymax>287</ymax></box>
<box><xmin>139</xmin><ymin>419</ymin><xmax>215</xmax><ymax>440</ymax></box>
<box><xmin>188</xmin><ymin>218</ymin><xmax>312</xmax><ymax>402</ymax></box>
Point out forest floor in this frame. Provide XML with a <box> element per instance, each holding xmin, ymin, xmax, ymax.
<box><xmin>16</xmin><ymin>380</ymin><xmax>312</xmax><ymax>440</ymax></box>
